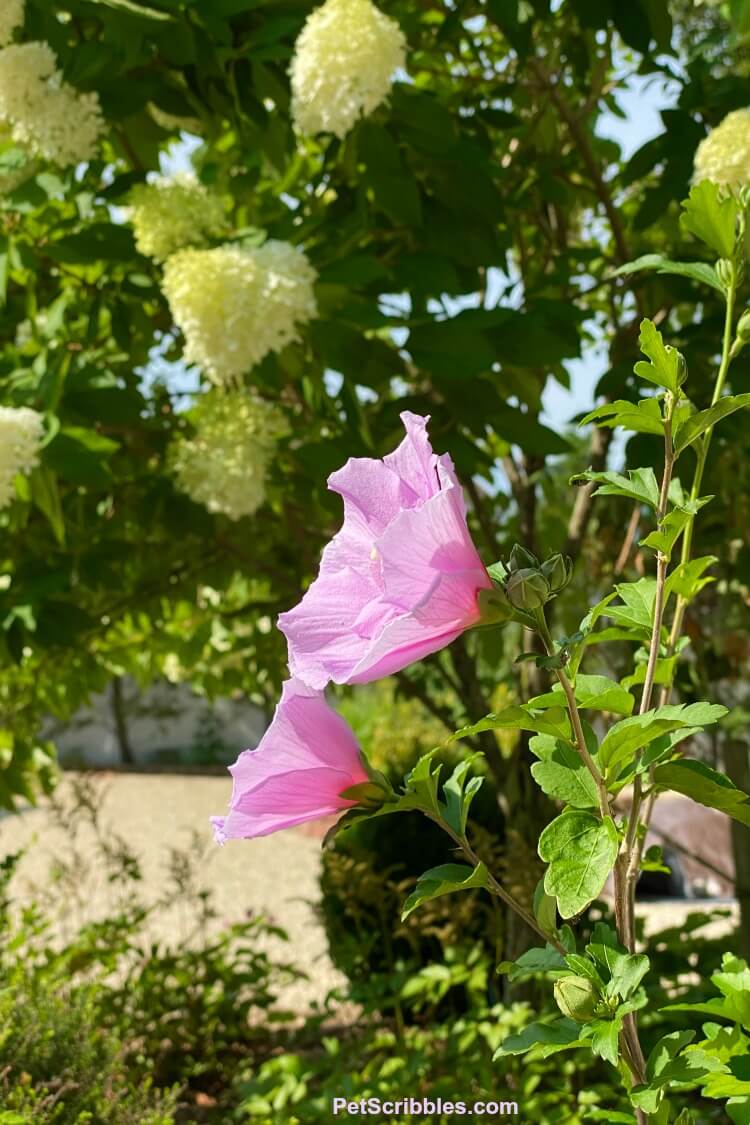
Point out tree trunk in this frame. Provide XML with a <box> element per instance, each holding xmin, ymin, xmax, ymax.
<box><xmin>110</xmin><ymin>676</ymin><xmax>136</xmax><ymax>766</ymax></box>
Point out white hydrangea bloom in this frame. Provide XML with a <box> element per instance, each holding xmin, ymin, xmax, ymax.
<box><xmin>290</xmin><ymin>0</ymin><xmax>406</xmax><ymax>139</ymax></box>
<box><xmin>694</xmin><ymin>108</ymin><xmax>750</xmax><ymax>188</ymax></box>
<box><xmin>128</xmin><ymin>174</ymin><xmax>225</xmax><ymax>261</ymax></box>
<box><xmin>162</xmin><ymin>240</ymin><xmax>317</xmax><ymax>385</ymax></box>
<box><xmin>0</xmin><ymin>41</ymin><xmax>104</xmax><ymax>165</ymax></box>
<box><xmin>169</xmin><ymin>390</ymin><xmax>289</xmax><ymax>521</ymax></box>
<box><xmin>0</xmin><ymin>404</ymin><xmax>43</xmax><ymax>509</ymax></box>
<box><xmin>0</xmin><ymin>0</ymin><xmax>24</xmax><ymax>47</ymax></box>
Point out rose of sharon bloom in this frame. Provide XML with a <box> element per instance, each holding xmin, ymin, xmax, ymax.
<box><xmin>278</xmin><ymin>412</ymin><xmax>491</xmax><ymax>689</ymax></box>
<box><xmin>211</xmin><ymin>678</ymin><xmax>369</xmax><ymax>841</ymax></box>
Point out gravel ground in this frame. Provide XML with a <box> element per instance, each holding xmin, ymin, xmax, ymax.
<box><xmin>0</xmin><ymin>772</ymin><xmax>346</xmax><ymax>1015</ymax></box>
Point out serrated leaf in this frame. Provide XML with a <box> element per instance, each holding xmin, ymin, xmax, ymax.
<box><xmin>600</xmin><ymin>703</ymin><xmax>727</xmax><ymax>774</ymax></box>
<box><xmin>571</xmin><ymin>466</ymin><xmax>661</xmax><ymax>508</ymax></box>
<box><xmin>653</xmin><ymin>759</ymin><xmax>750</xmax><ymax>827</ymax></box>
<box><xmin>531</xmin><ymin>742</ymin><xmax>599</xmax><ymax>809</ymax></box>
<box><xmin>634</xmin><ymin>319</ymin><xmax>686</xmax><ymax>393</ymax></box>
<box><xmin>640</xmin><ymin>509</ymin><xmax>692</xmax><ymax>557</ymax></box>
<box><xmin>401</xmin><ymin>862</ymin><xmax>489</xmax><ymax>921</ymax></box>
<box><xmin>681</xmin><ymin>181</ymin><xmax>738</xmax><ymax>259</ymax></box>
<box><xmin>611</xmin><ymin>253</ymin><xmax>723</xmax><ymax>292</ymax></box>
<box><xmin>539</xmin><ymin>812</ymin><xmax>619</xmax><ymax>918</ymax></box>
<box><xmin>665</xmin><ymin>555</ymin><xmax>717</xmax><ymax>601</ymax></box>
<box><xmin>673</xmin><ymin>394</ymin><xmax>750</xmax><ymax>455</ymax></box>
<box><xmin>606</xmin><ymin>952</ymin><xmax>649</xmax><ymax>1000</ymax></box>
<box><xmin>580</xmin><ymin>397</ymin><xmax>665</xmax><ymax>436</ymax></box>
<box><xmin>605</xmin><ymin>578</ymin><xmax>657</xmax><ymax>632</ymax></box>
<box><xmin>451</xmin><ymin>704</ymin><xmax>572</xmax><ymax>744</ymax></box>
<box><xmin>584</xmin><ymin>1017</ymin><xmax>621</xmax><ymax>1065</ymax></box>
<box><xmin>494</xmin><ymin>1017</ymin><xmax>583</xmax><ymax>1059</ymax></box>
<box><xmin>498</xmin><ymin>943</ymin><xmax>566</xmax><ymax>982</ymax></box>
<box><xmin>647</xmin><ymin>1031</ymin><xmax>697</xmax><ymax>1081</ymax></box>
<box><xmin>441</xmin><ymin>756</ymin><xmax>484</xmax><ymax>836</ymax></box>
<box><xmin>529</xmin><ymin>674</ymin><xmax>634</xmax><ymax>716</ymax></box>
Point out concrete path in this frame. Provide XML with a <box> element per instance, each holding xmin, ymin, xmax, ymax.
<box><xmin>0</xmin><ymin>772</ymin><xmax>345</xmax><ymax>1014</ymax></box>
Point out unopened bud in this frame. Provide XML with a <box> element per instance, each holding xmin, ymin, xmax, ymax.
<box><xmin>505</xmin><ymin>568</ymin><xmax>550</xmax><ymax>611</ymax></box>
<box><xmin>738</xmin><ymin>309</ymin><xmax>750</xmax><ymax>341</ymax></box>
<box><xmin>717</xmin><ymin>258</ymin><xmax>735</xmax><ymax>291</ymax></box>
<box><xmin>672</xmin><ymin>349</ymin><xmax>688</xmax><ymax>387</ymax></box>
<box><xmin>508</xmin><ymin>544</ymin><xmax>539</xmax><ymax>573</ymax></box>
<box><xmin>554</xmin><ymin>976</ymin><xmax>601</xmax><ymax>1023</ymax></box>
<box><xmin>541</xmin><ymin>554</ymin><xmax>573</xmax><ymax>594</ymax></box>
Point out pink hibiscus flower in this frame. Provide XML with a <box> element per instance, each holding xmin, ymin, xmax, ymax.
<box><xmin>211</xmin><ymin>678</ymin><xmax>369</xmax><ymax>841</ymax></box>
<box><xmin>278</xmin><ymin>412</ymin><xmax>491</xmax><ymax>688</ymax></box>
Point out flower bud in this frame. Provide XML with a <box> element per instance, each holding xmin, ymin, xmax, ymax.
<box><xmin>553</xmin><ymin>976</ymin><xmax>601</xmax><ymax>1023</ymax></box>
<box><xmin>717</xmin><ymin>258</ymin><xmax>735</xmax><ymax>291</ymax></box>
<box><xmin>508</xmin><ymin>544</ymin><xmax>539</xmax><ymax>573</ymax></box>
<box><xmin>505</xmin><ymin>568</ymin><xmax>550</xmax><ymax>611</ymax></box>
<box><xmin>738</xmin><ymin>309</ymin><xmax>750</xmax><ymax>342</ymax></box>
<box><xmin>672</xmin><ymin>349</ymin><xmax>688</xmax><ymax>387</ymax></box>
<box><xmin>541</xmin><ymin>554</ymin><xmax>573</xmax><ymax>594</ymax></box>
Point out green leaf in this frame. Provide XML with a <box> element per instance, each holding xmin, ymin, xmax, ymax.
<box><xmin>451</xmin><ymin>704</ymin><xmax>572</xmax><ymax>745</ymax></box>
<box><xmin>681</xmin><ymin>181</ymin><xmax>738</xmax><ymax>259</ymax></box>
<box><xmin>606</xmin><ymin>579</ymin><xmax>657</xmax><ymax>633</ymax></box>
<box><xmin>531</xmin><ymin>741</ymin><xmax>599</xmax><ymax>809</ymax></box>
<box><xmin>600</xmin><ymin>703</ymin><xmax>727</xmax><ymax>774</ymax></box>
<box><xmin>359</xmin><ymin>123</ymin><xmax>422</xmax><ymax>229</ymax></box>
<box><xmin>401</xmin><ymin>862</ymin><xmax>489</xmax><ymax>921</ymax></box>
<box><xmin>673</xmin><ymin>395</ymin><xmax>750</xmax><ymax>455</ymax></box>
<box><xmin>580</xmin><ymin>398</ymin><xmax>665</xmax><ymax>436</ymax></box>
<box><xmin>498</xmin><ymin>943</ymin><xmax>566</xmax><ymax>982</ymax></box>
<box><xmin>28</xmin><ymin>465</ymin><xmax>65</xmax><ymax>545</ymax></box>
<box><xmin>606</xmin><ymin>952</ymin><xmax>649</xmax><ymax>1001</ymax></box>
<box><xmin>584</xmin><ymin>1017</ymin><xmax>621</xmax><ymax>1065</ymax></box>
<box><xmin>665</xmin><ymin>555</ymin><xmax>717</xmax><ymax>602</ymax></box>
<box><xmin>529</xmin><ymin>674</ymin><xmax>635</xmax><ymax>716</ymax></box>
<box><xmin>494</xmin><ymin>1018</ymin><xmax>584</xmax><ymax>1059</ymax></box>
<box><xmin>539</xmin><ymin>812</ymin><xmax>619</xmax><ymax>918</ymax></box>
<box><xmin>441</xmin><ymin>756</ymin><xmax>484</xmax><ymax>836</ymax></box>
<box><xmin>640</xmin><ymin>509</ymin><xmax>692</xmax><ymax>557</ymax></box>
<box><xmin>571</xmin><ymin>467</ymin><xmax>660</xmax><ymax>508</ymax></box>
<box><xmin>647</xmin><ymin>1030</ymin><xmax>697</xmax><ymax>1081</ymax></box>
<box><xmin>611</xmin><ymin>253</ymin><xmax>723</xmax><ymax>293</ymax></box>
<box><xmin>653</xmin><ymin>759</ymin><xmax>750</xmax><ymax>827</ymax></box>
<box><xmin>634</xmin><ymin>319</ymin><xmax>686</xmax><ymax>393</ymax></box>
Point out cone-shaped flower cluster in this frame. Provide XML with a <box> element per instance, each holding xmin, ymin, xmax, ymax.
<box><xmin>694</xmin><ymin>108</ymin><xmax>750</xmax><ymax>188</ymax></box>
<box><xmin>0</xmin><ymin>0</ymin><xmax>23</xmax><ymax>47</ymax></box>
<box><xmin>128</xmin><ymin>174</ymin><xmax>225</xmax><ymax>261</ymax></box>
<box><xmin>162</xmin><ymin>241</ymin><xmax>317</xmax><ymax>385</ymax></box>
<box><xmin>169</xmin><ymin>389</ymin><xmax>289</xmax><ymax>521</ymax></box>
<box><xmin>0</xmin><ymin>42</ymin><xmax>104</xmax><ymax>166</ymax></box>
<box><xmin>0</xmin><ymin>404</ymin><xmax>43</xmax><ymax>509</ymax></box>
<box><xmin>213</xmin><ymin>413</ymin><xmax>494</xmax><ymax>842</ymax></box>
<box><xmin>290</xmin><ymin>0</ymin><xmax>406</xmax><ymax>138</ymax></box>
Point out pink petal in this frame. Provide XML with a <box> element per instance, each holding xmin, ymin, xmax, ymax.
<box><xmin>211</xmin><ymin>678</ymin><xmax>368</xmax><ymax>841</ymax></box>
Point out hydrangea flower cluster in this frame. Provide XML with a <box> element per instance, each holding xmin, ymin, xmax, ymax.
<box><xmin>694</xmin><ymin>108</ymin><xmax>750</xmax><ymax>188</ymax></box>
<box><xmin>0</xmin><ymin>41</ymin><xmax>104</xmax><ymax>166</ymax></box>
<box><xmin>128</xmin><ymin>174</ymin><xmax>225</xmax><ymax>261</ymax></box>
<box><xmin>213</xmin><ymin>413</ymin><xmax>493</xmax><ymax>840</ymax></box>
<box><xmin>169</xmin><ymin>389</ymin><xmax>289</xmax><ymax>521</ymax></box>
<box><xmin>0</xmin><ymin>404</ymin><xmax>44</xmax><ymax>509</ymax></box>
<box><xmin>0</xmin><ymin>0</ymin><xmax>24</xmax><ymax>47</ymax></box>
<box><xmin>162</xmin><ymin>241</ymin><xmax>317</xmax><ymax>385</ymax></box>
<box><xmin>290</xmin><ymin>0</ymin><xmax>406</xmax><ymax>138</ymax></box>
